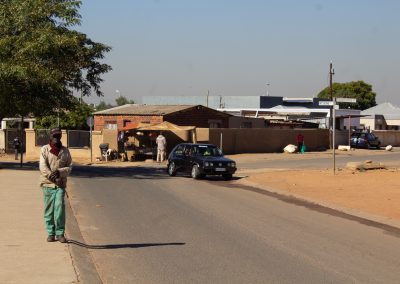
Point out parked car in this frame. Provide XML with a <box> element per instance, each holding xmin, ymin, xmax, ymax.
<box><xmin>167</xmin><ymin>143</ymin><xmax>237</xmax><ymax>180</ymax></box>
<box><xmin>350</xmin><ymin>131</ymin><xmax>381</xmax><ymax>149</ymax></box>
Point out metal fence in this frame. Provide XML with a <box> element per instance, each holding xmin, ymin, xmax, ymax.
<box><xmin>68</xmin><ymin>130</ymin><xmax>90</xmax><ymax>148</ymax></box>
<box><xmin>6</xmin><ymin>129</ymin><xmax>26</xmax><ymax>153</ymax></box>
<box><xmin>36</xmin><ymin>129</ymin><xmax>51</xmax><ymax>146</ymax></box>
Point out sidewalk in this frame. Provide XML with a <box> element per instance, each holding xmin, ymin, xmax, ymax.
<box><xmin>0</xmin><ymin>169</ymin><xmax>77</xmax><ymax>284</ymax></box>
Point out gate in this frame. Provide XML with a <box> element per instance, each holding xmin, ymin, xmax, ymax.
<box><xmin>67</xmin><ymin>130</ymin><xmax>90</xmax><ymax>148</ymax></box>
<box><xmin>5</xmin><ymin>129</ymin><xmax>26</xmax><ymax>154</ymax></box>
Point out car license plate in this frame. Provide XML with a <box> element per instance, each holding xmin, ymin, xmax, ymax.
<box><xmin>215</xmin><ymin>168</ymin><xmax>226</xmax><ymax>172</ymax></box>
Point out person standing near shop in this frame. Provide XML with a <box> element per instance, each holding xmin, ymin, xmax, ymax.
<box><xmin>39</xmin><ymin>127</ymin><xmax>72</xmax><ymax>243</ymax></box>
<box><xmin>296</xmin><ymin>133</ymin><xmax>305</xmax><ymax>153</ymax></box>
<box><xmin>156</xmin><ymin>132</ymin><xmax>167</xmax><ymax>163</ymax></box>
<box><xmin>13</xmin><ymin>136</ymin><xmax>21</xmax><ymax>160</ymax></box>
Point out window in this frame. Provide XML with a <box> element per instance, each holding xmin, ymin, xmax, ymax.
<box><xmin>104</xmin><ymin>121</ymin><xmax>117</xmax><ymax>130</ymax></box>
<box><xmin>174</xmin><ymin>145</ymin><xmax>185</xmax><ymax>156</ymax></box>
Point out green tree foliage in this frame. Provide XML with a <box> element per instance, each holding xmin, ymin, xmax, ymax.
<box><xmin>115</xmin><ymin>95</ymin><xmax>134</xmax><ymax>106</ymax></box>
<box><xmin>317</xmin><ymin>81</ymin><xmax>377</xmax><ymax>110</ymax></box>
<box><xmin>95</xmin><ymin>96</ymin><xmax>134</xmax><ymax>111</ymax></box>
<box><xmin>96</xmin><ymin>101</ymin><xmax>114</xmax><ymax>111</ymax></box>
<box><xmin>0</xmin><ymin>0</ymin><xmax>111</xmax><ymax>120</ymax></box>
<box><xmin>35</xmin><ymin>99</ymin><xmax>94</xmax><ymax>130</ymax></box>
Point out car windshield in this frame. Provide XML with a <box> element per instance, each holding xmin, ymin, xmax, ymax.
<box><xmin>194</xmin><ymin>145</ymin><xmax>223</xmax><ymax>157</ymax></box>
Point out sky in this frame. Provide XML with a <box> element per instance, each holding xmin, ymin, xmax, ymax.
<box><xmin>77</xmin><ymin>0</ymin><xmax>400</xmax><ymax>106</ymax></box>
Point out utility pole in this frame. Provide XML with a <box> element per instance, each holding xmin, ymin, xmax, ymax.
<box><xmin>206</xmin><ymin>90</ymin><xmax>209</xmax><ymax>107</ymax></box>
<box><xmin>329</xmin><ymin>61</ymin><xmax>335</xmax><ymax>149</ymax></box>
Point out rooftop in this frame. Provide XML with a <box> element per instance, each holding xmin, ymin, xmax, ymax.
<box><xmin>94</xmin><ymin>104</ymin><xmax>200</xmax><ymax>116</ymax></box>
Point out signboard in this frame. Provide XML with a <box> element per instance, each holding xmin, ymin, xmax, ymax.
<box><xmin>336</xmin><ymin>98</ymin><xmax>357</xmax><ymax>103</ymax></box>
<box><xmin>318</xmin><ymin>101</ymin><xmax>334</xmax><ymax>106</ymax></box>
<box><xmin>86</xmin><ymin>117</ymin><xmax>94</xmax><ymax>128</ymax></box>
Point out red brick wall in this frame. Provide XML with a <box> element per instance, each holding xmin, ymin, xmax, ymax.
<box><xmin>94</xmin><ymin>115</ymin><xmax>163</xmax><ymax>131</ymax></box>
<box><xmin>164</xmin><ymin>106</ymin><xmax>230</xmax><ymax>128</ymax></box>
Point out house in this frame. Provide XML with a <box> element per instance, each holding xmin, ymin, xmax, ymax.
<box><xmin>360</xmin><ymin>102</ymin><xmax>400</xmax><ymax>130</ymax></box>
<box><xmin>93</xmin><ymin>104</ymin><xmax>232</xmax><ymax>131</ymax></box>
<box><xmin>142</xmin><ymin>95</ymin><xmax>361</xmax><ymax>129</ymax></box>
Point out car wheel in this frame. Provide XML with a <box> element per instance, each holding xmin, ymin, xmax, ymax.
<box><xmin>168</xmin><ymin>162</ymin><xmax>176</xmax><ymax>176</ymax></box>
<box><xmin>191</xmin><ymin>165</ymin><xmax>201</xmax><ymax>179</ymax></box>
<box><xmin>222</xmin><ymin>174</ymin><xmax>232</xmax><ymax>180</ymax></box>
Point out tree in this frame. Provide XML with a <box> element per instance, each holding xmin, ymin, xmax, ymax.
<box><xmin>0</xmin><ymin>0</ymin><xmax>111</xmax><ymax>120</ymax></box>
<box><xmin>35</xmin><ymin>99</ymin><xmax>94</xmax><ymax>130</ymax></box>
<box><xmin>96</xmin><ymin>101</ymin><xmax>114</xmax><ymax>111</ymax></box>
<box><xmin>115</xmin><ymin>95</ymin><xmax>134</xmax><ymax>106</ymax></box>
<box><xmin>317</xmin><ymin>81</ymin><xmax>377</xmax><ymax>110</ymax></box>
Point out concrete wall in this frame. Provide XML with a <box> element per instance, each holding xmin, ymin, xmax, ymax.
<box><xmin>206</xmin><ymin>128</ymin><xmax>329</xmax><ymax>154</ymax></box>
<box><xmin>196</xmin><ymin>128</ymin><xmax>210</xmax><ymax>142</ymax></box>
<box><xmin>335</xmin><ymin>130</ymin><xmax>351</xmax><ymax>146</ymax></box>
<box><xmin>25</xmin><ymin>129</ymin><xmax>113</xmax><ymax>161</ymax></box>
<box><xmin>0</xmin><ymin>130</ymin><xmax>5</xmax><ymax>150</ymax></box>
<box><xmin>372</xmin><ymin>130</ymin><xmax>400</xmax><ymax>146</ymax></box>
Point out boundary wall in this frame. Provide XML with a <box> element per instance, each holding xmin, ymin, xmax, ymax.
<box><xmin>197</xmin><ymin>128</ymin><xmax>330</xmax><ymax>154</ymax></box>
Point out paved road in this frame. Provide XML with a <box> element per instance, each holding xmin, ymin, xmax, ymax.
<box><xmin>236</xmin><ymin>151</ymin><xmax>400</xmax><ymax>170</ymax></box>
<box><xmin>68</xmin><ymin>165</ymin><xmax>400</xmax><ymax>283</ymax></box>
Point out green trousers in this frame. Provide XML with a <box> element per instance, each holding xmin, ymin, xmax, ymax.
<box><xmin>42</xmin><ymin>186</ymin><xmax>65</xmax><ymax>236</ymax></box>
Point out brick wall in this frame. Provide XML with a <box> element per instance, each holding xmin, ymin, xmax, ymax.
<box><xmin>94</xmin><ymin>115</ymin><xmax>163</xmax><ymax>131</ymax></box>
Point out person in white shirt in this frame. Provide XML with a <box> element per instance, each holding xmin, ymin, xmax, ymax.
<box><xmin>155</xmin><ymin>132</ymin><xmax>167</xmax><ymax>163</ymax></box>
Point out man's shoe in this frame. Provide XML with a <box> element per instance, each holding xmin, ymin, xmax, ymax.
<box><xmin>47</xmin><ymin>235</ymin><xmax>55</xmax><ymax>242</ymax></box>
<box><xmin>56</xmin><ymin>235</ymin><xmax>67</xmax><ymax>243</ymax></box>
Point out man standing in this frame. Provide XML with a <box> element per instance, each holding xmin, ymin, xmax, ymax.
<box><xmin>39</xmin><ymin>127</ymin><xmax>72</xmax><ymax>243</ymax></box>
<box><xmin>13</xmin><ymin>136</ymin><xmax>21</xmax><ymax>160</ymax></box>
<box><xmin>296</xmin><ymin>133</ymin><xmax>304</xmax><ymax>153</ymax></box>
<box><xmin>156</xmin><ymin>132</ymin><xmax>167</xmax><ymax>163</ymax></box>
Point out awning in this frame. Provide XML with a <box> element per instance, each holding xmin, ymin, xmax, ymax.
<box><xmin>120</xmin><ymin>121</ymin><xmax>195</xmax><ymax>132</ymax></box>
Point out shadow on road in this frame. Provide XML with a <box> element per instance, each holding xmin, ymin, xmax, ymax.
<box><xmin>71</xmin><ymin>165</ymin><xmax>170</xmax><ymax>180</ymax></box>
<box><xmin>67</xmin><ymin>239</ymin><xmax>185</xmax><ymax>249</ymax></box>
<box><xmin>0</xmin><ymin>161</ymin><xmax>38</xmax><ymax>171</ymax></box>
<box><xmin>0</xmin><ymin>162</ymin><xmax>243</xmax><ymax>181</ymax></box>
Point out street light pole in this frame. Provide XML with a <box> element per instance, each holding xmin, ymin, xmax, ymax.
<box><xmin>266</xmin><ymin>83</ymin><xmax>270</xmax><ymax>96</ymax></box>
<box><xmin>329</xmin><ymin>62</ymin><xmax>335</xmax><ymax>149</ymax></box>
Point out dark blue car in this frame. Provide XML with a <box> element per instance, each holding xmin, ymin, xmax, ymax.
<box><xmin>167</xmin><ymin>143</ymin><xmax>237</xmax><ymax>180</ymax></box>
<box><xmin>350</xmin><ymin>132</ymin><xmax>381</xmax><ymax>149</ymax></box>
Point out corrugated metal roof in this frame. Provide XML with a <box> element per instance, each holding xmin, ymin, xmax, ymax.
<box><xmin>94</xmin><ymin>104</ymin><xmax>197</xmax><ymax>115</ymax></box>
<box><xmin>361</xmin><ymin>102</ymin><xmax>400</xmax><ymax>115</ymax></box>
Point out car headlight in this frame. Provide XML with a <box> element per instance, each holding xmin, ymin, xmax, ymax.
<box><xmin>229</xmin><ymin>162</ymin><xmax>236</xmax><ymax>167</ymax></box>
<box><xmin>205</xmin><ymin>162</ymin><xmax>214</xmax><ymax>167</ymax></box>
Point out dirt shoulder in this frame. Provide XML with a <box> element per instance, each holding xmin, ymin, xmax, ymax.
<box><xmin>236</xmin><ymin>168</ymin><xmax>400</xmax><ymax>227</ymax></box>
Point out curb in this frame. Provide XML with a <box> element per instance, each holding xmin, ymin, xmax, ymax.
<box><xmin>234</xmin><ymin>178</ymin><xmax>400</xmax><ymax>232</ymax></box>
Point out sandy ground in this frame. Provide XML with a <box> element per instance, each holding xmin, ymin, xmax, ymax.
<box><xmin>241</xmin><ymin>168</ymin><xmax>400</xmax><ymax>222</ymax></box>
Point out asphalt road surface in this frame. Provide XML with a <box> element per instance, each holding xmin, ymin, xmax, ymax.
<box><xmin>67</xmin><ymin>165</ymin><xmax>400</xmax><ymax>283</ymax></box>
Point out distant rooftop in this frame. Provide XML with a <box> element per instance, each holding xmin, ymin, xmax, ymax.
<box><xmin>361</xmin><ymin>102</ymin><xmax>400</xmax><ymax>119</ymax></box>
<box><xmin>94</xmin><ymin>104</ymin><xmax>198</xmax><ymax>116</ymax></box>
